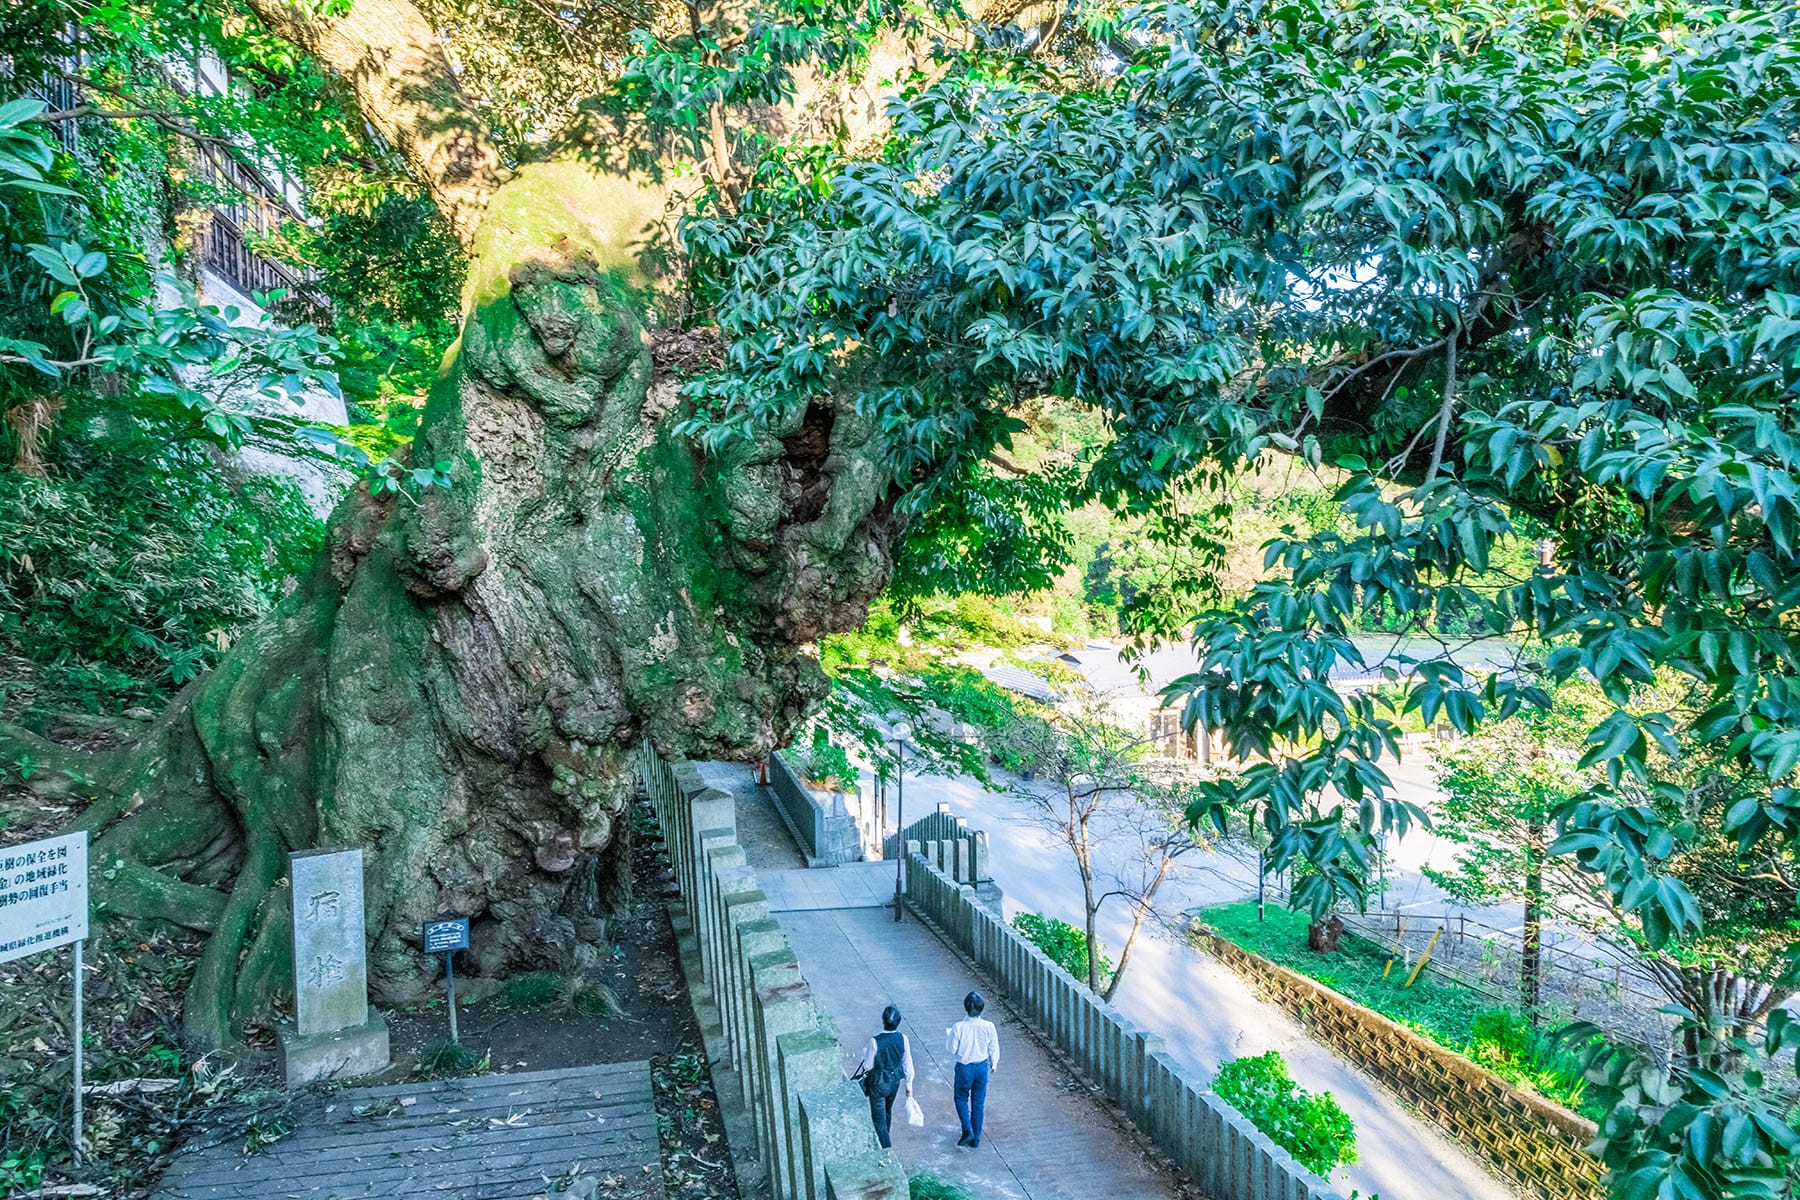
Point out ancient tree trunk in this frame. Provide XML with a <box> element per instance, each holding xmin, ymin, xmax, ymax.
<box><xmin>69</xmin><ymin>160</ymin><xmax>900</xmax><ymax>1050</ymax></box>
<box><xmin>23</xmin><ymin>0</ymin><xmax>938</xmax><ymax>1052</ymax></box>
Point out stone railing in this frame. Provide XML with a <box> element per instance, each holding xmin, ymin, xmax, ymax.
<box><xmin>769</xmin><ymin>751</ymin><xmax>869</xmax><ymax>866</ymax></box>
<box><xmin>902</xmin><ymin>849</ymin><xmax>1347</xmax><ymax>1200</ymax></box>
<box><xmin>883</xmin><ymin>803</ymin><xmax>992</xmax><ymax>887</ymax></box>
<box><xmin>1204</xmin><ymin>936</ymin><xmax>1604</xmax><ymax>1200</ymax></box>
<box><xmin>638</xmin><ymin>744</ymin><xmax>908</xmax><ymax>1200</ymax></box>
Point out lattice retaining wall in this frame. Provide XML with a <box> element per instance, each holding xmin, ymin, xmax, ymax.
<box><xmin>1206</xmin><ymin>935</ymin><xmax>1605</xmax><ymax>1200</ymax></box>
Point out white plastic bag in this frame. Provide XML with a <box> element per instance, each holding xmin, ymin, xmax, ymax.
<box><xmin>905</xmin><ymin>1096</ymin><xmax>924</xmax><ymax>1127</ymax></box>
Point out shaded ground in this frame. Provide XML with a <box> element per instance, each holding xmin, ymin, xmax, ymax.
<box><xmin>2</xmin><ymin>788</ymin><xmax>738</xmax><ymax>1200</ymax></box>
<box><xmin>695</xmin><ymin>762</ymin><xmax>803</xmax><ymax>872</ymax></box>
<box><xmin>379</xmin><ymin>794</ymin><xmax>740</xmax><ymax>1200</ymax></box>
<box><xmin>382</xmin><ymin>813</ymin><xmax>688</xmax><ymax>1076</ymax></box>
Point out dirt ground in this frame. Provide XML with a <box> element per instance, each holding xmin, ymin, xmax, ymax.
<box><xmin>1</xmin><ymin>780</ymin><xmax>741</xmax><ymax>1200</ymax></box>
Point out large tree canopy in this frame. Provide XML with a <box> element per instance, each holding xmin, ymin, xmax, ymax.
<box><xmin>685</xmin><ymin>2</ymin><xmax>1800</xmax><ymax>1194</ymax></box>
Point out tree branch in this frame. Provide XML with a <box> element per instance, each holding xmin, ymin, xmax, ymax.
<box><xmin>234</xmin><ymin>0</ymin><xmax>504</xmax><ymax>250</ymax></box>
<box><xmin>31</xmin><ymin>72</ymin><xmax>245</xmax><ymax>155</ymax></box>
<box><xmin>1425</xmin><ymin>325</ymin><xmax>1459</xmax><ymax>483</ymax></box>
<box><xmin>985</xmin><ymin>450</ymin><xmax>1029</xmax><ymax>476</ymax></box>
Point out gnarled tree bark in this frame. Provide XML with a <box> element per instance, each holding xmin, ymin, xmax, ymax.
<box><xmin>48</xmin><ymin>0</ymin><xmax>910</xmax><ymax>1051</ymax></box>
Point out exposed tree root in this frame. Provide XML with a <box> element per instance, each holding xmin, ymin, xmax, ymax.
<box><xmin>91</xmin><ymin>860</ymin><xmax>227</xmax><ymax>933</ymax></box>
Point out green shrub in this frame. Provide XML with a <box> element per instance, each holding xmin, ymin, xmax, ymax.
<box><xmin>909</xmin><ymin>1174</ymin><xmax>977</xmax><ymax>1200</ymax></box>
<box><xmin>0</xmin><ymin>399</ymin><xmax>324</xmax><ymax>708</ymax></box>
<box><xmin>418</xmin><ymin>1039</ymin><xmax>484</xmax><ymax>1076</ymax></box>
<box><xmin>572</xmin><ymin>981</ymin><xmax>623</xmax><ymax>1021</ymax></box>
<box><xmin>796</xmin><ymin>725</ymin><xmax>856</xmax><ymax>792</ymax></box>
<box><xmin>1469</xmin><ymin>1008</ymin><xmax>1532</xmax><ymax>1066</ymax></box>
<box><xmin>1012</xmin><ymin>911</ymin><xmax>1112</xmax><ymax>990</ymax></box>
<box><xmin>499</xmin><ymin>971</ymin><xmax>564</xmax><ymax>1010</ymax></box>
<box><xmin>1213</xmin><ymin>1051</ymin><xmax>1357</xmax><ymax>1177</ymax></box>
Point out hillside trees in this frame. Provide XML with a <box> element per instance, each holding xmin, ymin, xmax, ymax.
<box><xmin>1005</xmin><ymin>703</ymin><xmax>1211</xmax><ymax>998</ymax></box>
<box><xmin>1433</xmin><ymin>683</ymin><xmax>1800</xmax><ymax>1066</ymax></box>
<box><xmin>686</xmin><ymin>1</ymin><xmax>1800</xmax><ymax>1190</ymax></box>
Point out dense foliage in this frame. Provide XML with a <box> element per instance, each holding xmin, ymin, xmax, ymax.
<box><xmin>0</xmin><ymin>398</ymin><xmax>323</xmax><ymax>707</ymax></box>
<box><xmin>1213</xmin><ymin>1050</ymin><xmax>1359</xmax><ymax>1177</ymax></box>
<box><xmin>1012</xmin><ymin>910</ymin><xmax>1113</xmax><ymax>990</ymax></box>
<box><xmin>0</xmin><ymin>6</ymin><xmax>468</xmax><ymax>706</ymax></box>
<box><xmin>686</xmin><ymin>1</ymin><xmax>1800</xmax><ymax>1191</ymax></box>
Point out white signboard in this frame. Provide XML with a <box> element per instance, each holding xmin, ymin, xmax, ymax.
<box><xmin>0</xmin><ymin>831</ymin><xmax>88</xmax><ymax>964</ymax></box>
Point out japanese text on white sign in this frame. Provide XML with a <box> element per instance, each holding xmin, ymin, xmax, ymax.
<box><xmin>0</xmin><ymin>831</ymin><xmax>88</xmax><ymax>964</ymax></box>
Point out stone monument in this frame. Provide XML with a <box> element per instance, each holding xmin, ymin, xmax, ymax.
<box><xmin>279</xmin><ymin>848</ymin><xmax>389</xmax><ymax>1085</ymax></box>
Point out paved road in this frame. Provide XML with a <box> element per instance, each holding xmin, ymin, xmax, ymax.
<box><xmin>775</xmin><ymin>901</ymin><xmax>1185</xmax><ymax>1200</ymax></box>
<box><xmin>874</xmin><ymin>763</ymin><xmax>1518</xmax><ymax>1200</ymax></box>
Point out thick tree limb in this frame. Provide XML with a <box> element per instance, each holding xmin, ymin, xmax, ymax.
<box><xmin>236</xmin><ymin>0</ymin><xmax>504</xmax><ymax>250</ymax></box>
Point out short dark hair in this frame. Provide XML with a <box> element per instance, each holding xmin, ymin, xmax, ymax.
<box><xmin>963</xmin><ymin>991</ymin><xmax>985</xmax><ymax>1016</ymax></box>
<box><xmin>882</xmin><ymin>1005</ymin><xmax>903</xmax><ymax>1030</ymax></box>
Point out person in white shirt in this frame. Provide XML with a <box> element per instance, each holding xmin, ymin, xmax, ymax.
<box><xmin>945</xmin><ymin>991</ymin><xmax>999</xmax><ymax>1147</ymax></box>
<box><xmin>854</xmin><ymin>1004</ymin><xmax>915</xmax><ymax>1148</ymax></box>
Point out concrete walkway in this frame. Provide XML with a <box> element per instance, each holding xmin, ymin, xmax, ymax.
<box><xmin>877</xmin><ymin>767</ymin><xmax>1517</xmax><ymax>1200</ymax></box>
<box><xmin>778</xmin><ymin>905</ymin><xmax>1183</xmax><ymax>1200</ymax></box>
<box><xmin>695</xmin><ymin>763</ymin><xmax>1185</xmax><ymax>1200</ymax></box>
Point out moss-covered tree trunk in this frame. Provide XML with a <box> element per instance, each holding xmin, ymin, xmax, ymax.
<box><xmin>48</xmin><ymin>8</ymin><xmax>908</xmax><ymax>1049</ymax></box>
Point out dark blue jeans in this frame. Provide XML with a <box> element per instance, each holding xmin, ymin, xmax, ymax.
<box><xmin>953</xmin><ymin>1060</ymin><xmax>990</xmax><ymax>1143</ymax></box>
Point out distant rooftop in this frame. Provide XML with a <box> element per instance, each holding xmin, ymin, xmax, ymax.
<box><xmin>1028</xmin><ymin>636</ymin><xmax>1521</xmax><ymax>700</ymax></box>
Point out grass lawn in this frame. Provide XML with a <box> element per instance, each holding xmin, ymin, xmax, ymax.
<box><xmin>1198</xmin><ymin>901</ymin><xmax>1597</xmax><ymax>1117</ymax></box>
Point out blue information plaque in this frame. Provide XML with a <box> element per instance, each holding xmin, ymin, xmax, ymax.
<box><xmin>423</xmin><ymin>916</ymin><xmax>470</xmax><ymax>954</ymax></box>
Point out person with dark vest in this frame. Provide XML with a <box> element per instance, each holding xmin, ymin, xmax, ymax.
<box><xmin>946</xmin><ymin>990</ymin><xmax>999</xmax><ymax>1148</ymax></box>
<box><xmin>854</xmin><ymin>1004</ymin><xmax>915</xmax><ymax>1148</ymax></box>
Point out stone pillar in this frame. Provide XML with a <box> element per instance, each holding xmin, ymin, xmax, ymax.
<box><xmin>971</xmin><ymin>830</ymin><xmax>991</xmax><ymax>883</ymax></box>
<box><xmin>778</xmin><ymin>1029</ymin><xmax>851</xmax><ymax>1199</ymax></box>
<box><xmin>279</xmin><ymin>849</ymin><xmax>388</xmax><ymax>1085</ymax></box>
<box><xmin>715</xmin><ymin>881</ymin><xmax>769</xmax><ymax>1073</ymax></box>
<box><xmin>700</xmin><ymin>843</ymin><xmax>749</xmax><ymax>985</ymax></box>
<box><xmin>730</xmin><ymin>917</ymin><xmax>788</xmax><ymax>1110</ymax></box>
<box><xmin>749</xmin><ymin>951</ymin><xmax>814</xmax><ymax>1198</ymax></box>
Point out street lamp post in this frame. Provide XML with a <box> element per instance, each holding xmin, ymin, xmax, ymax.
<box><xmin>892</xmin><ymin>720</ymin><xmax>912</xmax><ymax>922</ymax></box>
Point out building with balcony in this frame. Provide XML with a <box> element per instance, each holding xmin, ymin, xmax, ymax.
<box><xmin>24</xmin><ymin>48</ymin><xmax>355</xmax><ymax>511</ymax></box>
